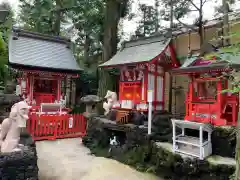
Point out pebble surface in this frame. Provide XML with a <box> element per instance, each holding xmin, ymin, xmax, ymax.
<box><xmin>37</xmin><ymin>138</ymin><xmax>161</xmax><ymax>180</ymax></box>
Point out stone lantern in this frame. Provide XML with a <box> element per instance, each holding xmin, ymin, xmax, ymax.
<box><xmin>80</xmin><ymin>95</ymin><xmax>102</xmax><ymax>118</ymax></box>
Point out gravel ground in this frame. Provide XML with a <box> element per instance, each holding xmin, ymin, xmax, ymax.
<box><xmin>37</xmin><ymin>138</ymin><xmax>160</xmax><ymax>180</ymax></box>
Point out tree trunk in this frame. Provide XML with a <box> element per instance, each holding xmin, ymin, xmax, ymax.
<box><xmin>143</xmin><ymin>8</ymin><xmax>146</xmax><ymax>36</ymax></box>
<box><xmin>222</xmin><ymin>0</ymin><xmax>229</xmax><ymax>46</ymax></box>
<box><xmin>168</xmin><ymin>0</ymin><xmax>173</xmax><ymax>113</ymax></box>
<box><xmin>54</xmin><ymin>0</ymin><xmax>62</xmax><ymax>36</ymax></box>
<box><xmin>84</xmin><ymin>35</ymin><xmax>90</xmax><ymax>66</ymax></box>
<box><xmin>97</xmin><ymin>0</ymin><xmax>121</xmax><ymax>99</ymax></box>
<box><xmin>154</xmin><ymin>0</ymin><xmax>159</xmax><ymax>32</ymax></box>
<box><xmin>236</xmin><ymin>117</ymin><xmax>240</xmax><ymax>180</ymax></box>
<box><xmin>198</xmin><ymin>0</ymin><xmax>204</xmax><ymax>46</ymax></box>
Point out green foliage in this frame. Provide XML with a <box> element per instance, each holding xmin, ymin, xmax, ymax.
<box><xmin>71</xmin><ymin>0</ymin><xmax>104</xmax><ymax>66</ymax></box>
<box><xmin>208</xmin><ymin>32</ymin><xmax>240</xmax><ymax>94</ymax></box>
<box><xmin>79</xmin><ymin>71</ymin><xmax>98</xmax><ymax>94</ymax></box>
<box><xmin>69</xmin><ymin>104</ymin><xmax>85</xmax><ymax>114</ymax></box>
<box><xmin>160</xmin><ymin>0</ymin><xmax>191</xmax><ymax>21</ymax></box>
<box><xmin>18</xmin><ymin>0</ymin><xmax>76</xmax><ymax>34</ymax></box>
<box><xmin>230</xmin><ymin>173</ymin><xmax>235</xmax><ymax>180</ymax></box>
<box><xmin>134</xmin><ymin>4</ymin><xmax>159</xmax><ymax>38</ymax></box>
<box><xmin>0</xmin><ymin>2</ymin><xmax>14</xmax><ymax>85</ymax></box>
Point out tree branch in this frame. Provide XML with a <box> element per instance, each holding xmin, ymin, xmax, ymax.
<box><xmin>202</xmin><ymin>0</ymin><xmax>208</xmax><ymax>6</ymax></box>
<box><xmin>51</xmin><ymin>5</ymin><xmax>82</xmax><ymax>12</ymax></box>
<box><xmin>175</xmin><ymin>16</ymin><xmax>197</xmax><ymax>31</ymax></box>
<box><xmin>187</xmin><ymin>0</ymin><xmax>200</xmax><ymax>11</ymax></box>
<box><xmin>188</xmin><ymin>9</ymin><xmax>199</xmax><ymax>12</ymax></box>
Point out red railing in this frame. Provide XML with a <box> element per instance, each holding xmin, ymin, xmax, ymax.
<box><xmin>27</xmin><ymin>114</ymin><xmax>86</xmax><ymax>141</ymax></box>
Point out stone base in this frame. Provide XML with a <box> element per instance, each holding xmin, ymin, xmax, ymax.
<box><xmin>151</xmin><ymin>113</ymin><xmax>236</xmax><ymax>158</ymax></box>
<box><xmin>0</xmin><ymin>132</ymin><xmax>38</xmax><ymax>180</ymax></box>
<box><xmin>83</xmin><ymin>117</ymin><xmax>235</xmax><ymax>180</ymax></box>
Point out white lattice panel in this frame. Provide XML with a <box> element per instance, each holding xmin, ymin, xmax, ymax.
<box><xmin>121</xmin><ymin>100</ymin><xmax>134</xmax><ymax>109</ymax></box>
<box><xmin>148</xmin><ymin>74</ymin><xmax>155</xmax><ymax>101</ymax></box>
<box><xmin>157</xmin><ymin>76</ymin><xmax>163</xmax><ymax>102</ymax></box>
<box><xmin>142</xmin><ymin>77</ymin><xmax>145</xmax><ymax>100</ymax></box>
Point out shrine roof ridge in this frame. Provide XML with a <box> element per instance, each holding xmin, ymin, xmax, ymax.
<box><xmin>12</xmin><ymin>27</ymin><xmax>71</xmax><ymax>44</ymax></box>
<box><xmin>8</xmin><ymin>28</ymin><xmax>82</xmax><ymax>72</ymax></box>
<box><xmin>123</xmin><ymin>34</ymin><xmax>168</xmax><ymax>49</ymax></box>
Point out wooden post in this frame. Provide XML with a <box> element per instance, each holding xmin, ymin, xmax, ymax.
<box><xmin>208</xmin><ymin>130</ymin><xmax>211</xmax><ymax>142</ymax></box>
<box><xmin>71</xmin><ymin>79</ymin><xmax>76</xmax><ymax>105</ymax></box>
<box><xmin>57</xmin><ymin>79</ymin><xmax>61</xmax><ymax>102</ymax></box>
<box><xmin>182</xmin><ymin>127</ymin><xmax>185</xmax><ymax>136</ymax></box>
<box><xmin>148</xmin><ymin>90</ymin><xmax>153</xmax><ymax>135</ymax></box>
<box><xmin>199</xmin><ymin>126</ymin><xmax>203</xmax><ymax>159</ymax></box>
<box><xmin>189</xmin><ymin>77</ymin><xmax>194</xmax><ymax>120</ymax></box>
<box><xmin>217</xmin><ymin>80</ymin><xmax>222</xmax><ymax>123</ymax></box>
<box><xmin>29</xmin><ymin>76</ymin><xmax>34</xmax><ymax>105</ymax></box>
<box><xmin>172</xmin><ymin>120</ymin><xmax>176</xmax><ymax>152</ymax></box>
<box><xmin>66</xmin><ymin>76</ymin><xmax>71</xmax><ymax>106</ymax></box>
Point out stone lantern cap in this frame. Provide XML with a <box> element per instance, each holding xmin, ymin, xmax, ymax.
<box><xmin>80</xmin><ymin>95</ymin><xmax>102</xmax><ymax>105</ymax></box>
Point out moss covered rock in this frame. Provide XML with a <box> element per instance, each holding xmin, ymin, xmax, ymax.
<box><xmin>151</xmin><ymin>111</ymin><xmax>173</xmax><ymax>142</ymax></box>
<box><xmin>212</xmin><ymin>126</ymin><xmax>236</xmax><ymax>158</ymax></box>
<box><xmin>83</xmin><ymin>117</ymin><xmax>235</xmax><ymax>180</ymax></box>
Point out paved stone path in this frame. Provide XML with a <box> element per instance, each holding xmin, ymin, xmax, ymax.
<box><xmin>37</xmin><ymin>138</ymin><xmax>160</xmax><ymax>180</ymax></box>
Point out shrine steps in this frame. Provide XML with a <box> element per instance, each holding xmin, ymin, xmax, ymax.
<box><xmin>116</xmin><ymin>110</ymin><xmax>130</xmax><ymax>124</ymax></box>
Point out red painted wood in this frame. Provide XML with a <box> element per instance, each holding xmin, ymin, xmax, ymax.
<box><xmin>169</xmin><ymin>43</ymin><xmax>180</xmax><ymax>68</ymax></box>
<box><xmin>162</xmin><ymin>74</ymin><xmax>165</xmax><ymax>110</ymax></box>
<box><xmin>184</xmin><ymin>76</ymin><xmax>239</xmax><ymax>126</ymax></box>
<box><xmin>34</xmin><ymin>93</ymin><xmax>55</xmax><ymax>105</ymax></box>
<box><xmin>18</xmin><ymin>69</ymin><xmax>79</xmax><ymax>78</ymax></box>
<box><xmin>27</xmin><ymin>113</ymin><xmax>86</xmax><ymax>141</ymax></box>
<box><xmin>154</xmin><ymin>62</ymin><xmax>157</xmax><ymax>111</ymax></box>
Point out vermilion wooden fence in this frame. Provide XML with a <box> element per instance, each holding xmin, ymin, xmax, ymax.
<box><xmin>27</xmin><ymin>114</ymin><xmax>86</xmax><ymax>141</ymax></box>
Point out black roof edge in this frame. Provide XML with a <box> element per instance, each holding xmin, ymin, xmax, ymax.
<box><xmin>12</xmin><ymin>27</ymin><xmax>71</xmax><ymax>45</ymax></box>
<box><xmin>8</xmin><ymin>63</ymin><xmax>83</xmax><ymax>74</ymax></box>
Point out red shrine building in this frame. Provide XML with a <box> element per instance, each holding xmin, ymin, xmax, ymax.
<box><xmin>8</xmin><ymin>28</ymin><xmax>82</xmax><ymax>113</ymax></box>
<box><xmin>100</xmin><ymin>36</ymin><xmax>179</xmax><ymax>113</ymax></box>
<box><xmin>171</xmin><ymin>55</ymin><xmax>240</xmax><ymax>126</ymax></box>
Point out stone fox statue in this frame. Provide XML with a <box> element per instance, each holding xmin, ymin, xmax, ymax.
<box><xmin>0</xmin><ymin>101</ymin><xmax>29</xmax><ymax>153</ymax></box>
<box><xmin>103</xmin><ymin>90</ymin><xmax>118</xmax><ymax>115</ymax></box>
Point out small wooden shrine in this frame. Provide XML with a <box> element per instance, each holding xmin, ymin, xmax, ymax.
<box><xmin>171</xmin><ymin>55</ymin><xmax>240</xmax><ymax>126</ymax></box>
<box><xmin>170</xmin><ymin>52</ymin><xmax>240</xmax><ymax>159</ymax></box>
<box><xmin>100</xmin><ymin>36</ymin><xmax>179</xmax><ymax>122</ymax></box>
<box><xmin>8</xmin><ymin>28</ymin><xmax>82</xmax><ymax>114</ymax></box>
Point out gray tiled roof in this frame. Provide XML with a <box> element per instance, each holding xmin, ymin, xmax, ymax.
<box><xmin>8</xmin><ymin>28</ymin><xmax>82</xmax><ymax>72</ymax></box>
<box><xmin>171</xmin><ymin>52</ymin><xmax>240</xmax><ymax>74</ymax></box>
<box><xmin>99</xmin><ymin>36</ymin><xmax>171</xmax><ymax>67</ymax></box>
